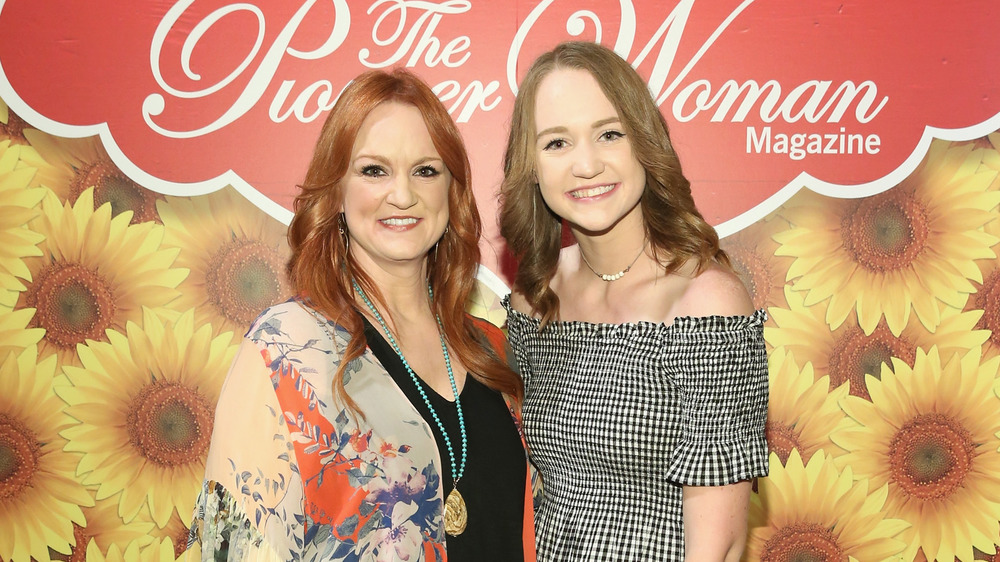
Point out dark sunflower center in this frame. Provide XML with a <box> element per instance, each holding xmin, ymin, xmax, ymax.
<box><xmin>889</xmin><ymin>413</ymin><xmax>974</xmax><ymax>500</ymax></box>
<box><xmin>172</xmin><ymin>523</ymin><xmax>188</xmax><ymax>557</ymax></box>
<box><xmin>974</xmin><ymin>270</ymin><xmax>1000</xmax><ymax>349</ymax></box>
<box><xmin>25</xmin><ymin>262</ymin><xmax>116</xmax><ymax>350</ymax></box>
<box><xmin>828</xmin><ymin>325</ymin><xmax>915</xmax><ymax>400</ymax></box>
<box><xmin>761</xmin><ymin>522</ymin><xmax>847</xmax><ymax>562</ymax></box>
<box><xmin>842</xmin><ymin>192</ymin><xmax>928</xmax><ymax>272</ymax></box>
<box><xmin>61</xmin><ymin>523</ymin><xmax>90</xmax><ymax>562</ymax></box>
<box><xmin>205</xmin><ymin>239</ymin><xmax>286</xmax><ymax>327</ymax></box>
<box><xmin>1</xmin><ymin>111</ymin><xmax>28</xmax><ymax>143</ymax></box>
<box><xmin>73</xmin><ymin>160</ymin><xmax>159</xmax><ymax>223</ymax></box>
<box><xmin>764</xmin><ymin>421</ymin><xmax>800</xmax><ymax>465</ymax></box>
<box><xmin>127</xmin><ymin>381</ymin><xmax>213</xmax><ymax>467</ymax></box>
<box><xmin>0</xmin><ymin>413</ymin><xmax>41</xmax><ymax>500</ymax></box>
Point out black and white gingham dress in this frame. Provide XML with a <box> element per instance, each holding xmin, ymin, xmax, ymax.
<box><xmin>503</xmin><ymin>297</ymin><xmax>769</xmax><ymax>561</ymax></box>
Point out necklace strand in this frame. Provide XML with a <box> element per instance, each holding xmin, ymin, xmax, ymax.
<box><xmin>579</xmin><ymin>245</ymin><xmax>645</xmax><ymax>282</ymax></box>
<box><xmin>352</xmin><ymin>281</ymin><xmax>468</xmax><ymax>482</ymax></box>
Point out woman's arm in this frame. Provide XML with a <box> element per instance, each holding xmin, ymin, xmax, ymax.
<box><xmin>683</xmin><ymin>481</ymin><xmax>752</xmax><ymax>561</ymax></box>
<box><xmin>675</xmin><ymin>264</ymin><xmax>760</xmax><ymax>560</ymax></box>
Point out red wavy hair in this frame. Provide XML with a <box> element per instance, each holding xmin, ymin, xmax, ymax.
<box><xmin>287</xmin><ymin>68</ymin><xmax>522</xmax><ymax>412</ymax></box>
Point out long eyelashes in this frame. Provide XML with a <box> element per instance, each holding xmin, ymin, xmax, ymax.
<box><xmin>358</xmin><ymin>164</ymin><xmax>442</xmax><ymax>178</ymax></box>
<box><xmin>543</xmin><ymin>139</ymin><xmax>567</xmax><ymax>151</ymax></box>
<box><xmin>541</xmin><ymin>130</ymin><xmax>625</xmax><ymax>152</ymax></box>
<box><xmin>360</xmin><ymin>164</ymin><xmax>387</xmax><ymax>177</ymax></box>
<box><xmin>414</xmin><ymin>165</ymin><xmax>442</xmax><ymax>178</ymax></box>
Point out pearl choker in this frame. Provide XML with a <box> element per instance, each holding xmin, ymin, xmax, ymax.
<box><xmin>579</xmin><ymin>246</ymin><xmax>645</xmax><ymax>282</ymax></box>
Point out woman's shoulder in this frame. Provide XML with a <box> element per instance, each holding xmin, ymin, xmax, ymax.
<box><xmin>669</xmin><ymin>260</ymin><xmax>754</xmax><ymax>320</ymax></box>
<box><xmin>245</xmin><ymin>298</ymin><xmax>341</xmax><ymax>345</ymax></box>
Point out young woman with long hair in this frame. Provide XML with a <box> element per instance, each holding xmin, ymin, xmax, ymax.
<box><xmin>500</xmin><ymin>41</ymin><xmax>768</xmax><ymax>561</ymax></box>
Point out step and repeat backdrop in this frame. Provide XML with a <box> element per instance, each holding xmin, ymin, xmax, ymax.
<box><xmin>1</xmin><ymin>1</ymin><xmax>999</xmax><ymax>560</ymax></box>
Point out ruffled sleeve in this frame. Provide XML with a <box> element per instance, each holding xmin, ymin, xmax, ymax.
<box><xmin>186</xmin><ymin>334</ymin><xmax>303</xmax><ymax>561</ymax></box>
<box><xmin>662</xmin><ymin>310</ymin><xmax>769</xmax><ymax>486</ymax></box>
<box><xmin>501</xmin><ymin>295</ymin><xmax>535</xmax><ymax>384</ymax></box>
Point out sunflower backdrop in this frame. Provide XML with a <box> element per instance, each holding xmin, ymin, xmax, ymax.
<box><xmin>4</xmin><ymin>90</ymin><xmax>1000</xmax><ymax>561</ymax></box>
<box><xmin>0</xmin><ymin>3</ymin><xmax>999</xmax><ymax>558</ymax></box>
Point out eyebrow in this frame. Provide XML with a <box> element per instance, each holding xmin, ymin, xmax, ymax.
<box><xmin>353</xmin><ymin>154</ymin><xmax>444</xmax><ymax>166</ymax></box>
<box><xmin>536</xmin><ymin>117</ymin><xmax>622</xmax><ymax>139</ymax></box>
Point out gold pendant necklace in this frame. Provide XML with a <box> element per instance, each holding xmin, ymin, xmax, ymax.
<box><xmin>444</xmin><ymin>487</ymin><xmax>468</xmax><ymax>535</ymax></box>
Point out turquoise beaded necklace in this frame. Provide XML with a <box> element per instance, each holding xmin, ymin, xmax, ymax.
<box><xmin>352</xmin><ymin>280</ymin><xmax>469</xmax><ymax>535</ymax></box>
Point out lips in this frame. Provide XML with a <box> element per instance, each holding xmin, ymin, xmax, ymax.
<box><xmin>569</xmin><ymin>183</ymin><xmax>617</xmax><ymax>199</ymax></box>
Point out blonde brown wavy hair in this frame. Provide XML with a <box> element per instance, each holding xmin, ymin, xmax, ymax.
<box><xmin>499</xmin><ymin>41</ymin><xmax>729</xmax><ymax>326</ymax></box>
<box><xmin>287</xmin><ymin>68</ymin><xmax>522</xmax><ymax>411</ymax></box>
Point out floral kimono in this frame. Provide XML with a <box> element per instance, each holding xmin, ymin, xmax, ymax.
<box><xmin>186</xmin><ymin>299</ymin><xmax>536</xmax><ymax>561</ymax></box>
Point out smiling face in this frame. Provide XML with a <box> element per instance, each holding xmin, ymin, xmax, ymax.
<box><xmin>533</xmin><ymin>68</ymin><xmax>646</xmax><ymax>235</ymax></box>
<box><xmin>341</xmin><ymin>101</ymin><xmax>451</xmax><ymax>272</ymax></box>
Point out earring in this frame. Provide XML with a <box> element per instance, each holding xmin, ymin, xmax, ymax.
<box><xmin>338</xmin><ymin>213</ymin><xmax>350</xmax><ymax>251</ymax></box>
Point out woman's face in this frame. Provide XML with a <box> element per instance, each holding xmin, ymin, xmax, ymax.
<box><xmin>341</xmin><ymin>101</ymin><xmax>451</xmax><ymax>272</ymax></box>
<box><xmin>532</xmin><ymin>68</ymin><xmax>646</xmax><ymax>235</ymax></box>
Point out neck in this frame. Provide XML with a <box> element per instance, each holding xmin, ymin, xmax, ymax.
<box><xmin>352</xmin><ymin>256</ymin><xmax>433</xmax><ymax>321</ymax></box>
<box><xmin>572</xmin><ymin>215</ymin><xmax>648</xmax><ymax>275</ymax></box>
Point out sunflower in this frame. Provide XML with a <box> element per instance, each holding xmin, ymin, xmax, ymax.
<box><xmin>145</xmin><ymin>510</ymin><xmax>190</xmax><ymax>560</ymax></box>
<box><xmin>157</xmin><ymin>187</ymin><xmax>292</xmax><ymax>337</ymax></box>
<box><xmin>57</xmin><ymin>308</ymin><xmax>236</xmax><ymax>528</ymax></box>
<box><xmin>48</xmin><ymin>495</ymin><xmax>156</xmax><ymax>562</ymax></box>
<box><xmin>82</xmin><ymin>540</ymin><xmax>157</xmax><ymax>562</ymax></box>
<box><xmin>0</xmin><ymin>99</ymin><xmax>28</xmax><ymax>145</ymax></box>
<box><xmin>767</xmin><ymin>285</ymin><xmax>990</xmax><ymax>399</ymax></box>
<box><xmin>831</xmin><ymin>347</ymin><xmax>1000</xmax><ymax>561</ymax></box>
<box><xmin>746</xmin><ymin>449</ymin><xmax>909</xmax><ymax>561</ymax></box>
<box><xmin>23</xmin><ymin>129</ymin><xmax>163</xmax><ymax>223</ymax></box>
<box><xmin>968</xmin><ymin>188</ymin><xmax>1000</xmax><ymax>362</ymax></box>
<box><xmin>775</xmin><ymin>140</ymin><xmax>1000</xmax><ymax>337</ymax></box>
<box><xmin>719</xmin><ymin>215</ymin><xmax>793</xmax><ymax>313</ymax></box>
<box><xmin>972</xmin><ymin>131</ymin><xmax>1000</xmax><ymax>191</ymax></box>
<box><xmin>912</xmin><ymin>546</ymin><xmax>1000</xmax><ymax>562</ymax></box>
<box><xmin>0</xmin><ymin>346</ymin><xmax>93</xmax><ymax>562</ymax></box>
<box><xmin>16</xmin><ymin>188</ymin><xmax>186</xmax><ymax>367</ymax></box>
<box><xmin>970</xmin><ymin>265</ymin><xmax>1000</xmax><ymax>363</ymax></box>
<box><xmin>764</xmin><ymin>347</ymin><xmax>848</xmax><ymax>464</ymax></box>
<box><xmin>0</xmin><ymin>308</ymin><xmax>44</xmax><ymax>361</ymax></box>
<box><xmin>0</xmin><ymin>140</ymin><xmax>47</xmax><ymax>308</ymax></box>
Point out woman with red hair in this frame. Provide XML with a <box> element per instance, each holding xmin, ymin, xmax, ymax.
<box><xmin>188</xmin><ymin>69</ymin><xmax>535</xmax><ymax>562</ymax></box>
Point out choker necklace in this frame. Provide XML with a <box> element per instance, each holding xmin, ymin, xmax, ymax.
<box><xmin>579</xmin><ymin>246</ymin><xmax>645</xmax><ymax>282</ymax></box>
<box><xmin>353</xmin><ymin>280</ymin><xmax>469</xmax><ymax>536</ymax></box>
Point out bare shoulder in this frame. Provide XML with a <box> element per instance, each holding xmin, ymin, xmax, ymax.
<box><xmin>674</xmin><ymin>262</ymin><xmax>754</xmax><ymax>318</ymax></box>
<box><xmin>507</xmin><ymin>290</ymin><xmax>533</xmax><ymax>315</ymax></box>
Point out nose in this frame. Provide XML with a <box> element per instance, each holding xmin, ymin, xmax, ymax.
<box><xmin>385</xmin><ymin>175</ymin><xmax>418</xmax><ymax>209</ymax></box>
<box><xmin>571</xmin><ymin>142</ymin><xmax>604</xmax><ymax>179</ymax></box>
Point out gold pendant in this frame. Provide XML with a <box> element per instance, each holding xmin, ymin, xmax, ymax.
<box><xmin>444</xmin><ymin>488</ymin><xmax>468</xmax><ymax>536</ymax></box>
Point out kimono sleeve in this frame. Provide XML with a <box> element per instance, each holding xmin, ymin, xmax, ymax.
<box><xmin>186</xmin><ymin>338</ymin><xmax>304</xmax><ymax>561</ymax></box>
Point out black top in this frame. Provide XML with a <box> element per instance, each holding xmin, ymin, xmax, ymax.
<box><xmin>362</xmin><ymin>318</ymin><xmax>526</xmax><ymax>561</ymax></box>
